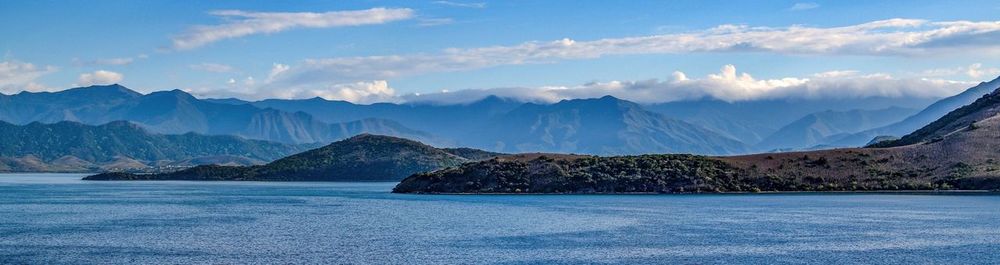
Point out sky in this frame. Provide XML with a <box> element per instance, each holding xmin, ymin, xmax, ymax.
<box><xmin>2</xmin><ymin>0</ymin><xmax>1000</xmax><ymax>104</ymax></box>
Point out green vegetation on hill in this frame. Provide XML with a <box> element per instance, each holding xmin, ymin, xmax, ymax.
<box><xmin>85</xmin><ymin>134</ymin><xmax>502</xmax><ymax>181</ymax></box>
<box><xmin>394</xmin><ymin>155</ymin><xmax>743</xmax><ymax>193</ymax></box>
<box><xmin>0</xmin><ymin>120</ymin><xmax>311</xmax><ymax>172</ymax></box>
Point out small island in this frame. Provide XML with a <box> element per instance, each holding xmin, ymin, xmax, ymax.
<box><xmin>86</xmin><ymin>134</ymin><xmax>503</xmax><ymax>182</ymax></box>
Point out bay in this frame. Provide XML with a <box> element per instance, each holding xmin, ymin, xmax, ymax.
<box><xmin>2</xmin><ymin>174</ymin><xmax>999</xmax><ymax>264</ymax></box>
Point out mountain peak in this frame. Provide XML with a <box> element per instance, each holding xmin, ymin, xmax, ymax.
<box><xmin>47</xmin><ymin>84</ymin><xmax>142</xmax><ymax>98</ymax></box>
<box><xmin>146</xmin><ymin>89</ymin><xmax>196</xmax><ymax>101</ymax></box>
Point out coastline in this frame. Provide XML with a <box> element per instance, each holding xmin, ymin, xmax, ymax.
<box><xmin>397</xmin><ymin>190</ymin><xmax>1000</xmax><ymax>195</ymax></box>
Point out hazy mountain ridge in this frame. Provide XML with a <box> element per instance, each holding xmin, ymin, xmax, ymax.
<box><xmin>249</xmin><ymin>95</ymin><xmax>524</xmax><ymax>142</ymax></box>
<box><xmin>473</xmin><ymin>96</ymin><xmax>750</xmax><ymax>155</ymax></box>
<box><xmin>874</xmin><ymin>87</ymin><xmax>1000</xmax><ymax>147</ymax></box>
<box><xmin>754</xmin><ymin>107</ymin><xmax>918</xmax><ymax>151</ymax></box>
<box><xmin>830</xmin><ymin>76</ymin><xmax>1000</xmax><ymax>147</ymax></box>
<box><xmin>0</xmin><ymin>85</ymin><xmax>436</xmax><ymax>145</ymax></box>
<box><xmin>645</xmin><ymin>97</ymin><xmax>938</xmax><ymax>145</ymax></box>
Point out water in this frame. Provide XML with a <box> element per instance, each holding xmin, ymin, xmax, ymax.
<box><xmin>2</xmin><ymin>174</ymin><xmax>1000</xmax><ymax>264</ymax></box>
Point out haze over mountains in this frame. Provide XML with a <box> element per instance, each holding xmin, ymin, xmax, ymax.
<box><xmin>2</xmin><ymin>76</ymin><xmax>999</xmax><ymax>167</ymax></box>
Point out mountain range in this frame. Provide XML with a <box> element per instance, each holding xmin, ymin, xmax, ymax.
<box><xmin>754</xmin><ymin>107</ymin><xmax>918</xmax><ymax>151</ymax></box>
<box><xmin>0</xmin><ymin>84</ymin><xmax>436</xmax><ymax>145</ymax></box>
<box><xmin>395</xmin><ymin>84</ymin><xmax>1000</xmax><ymax>193</ymax></box>
<box><xmin>3</xmin><ymin>77</ymin><xmax>999</xmax><ymax>162</ymax></box>
<box><xmin>0</xmin><ymin>120</ymin><xmax>314</xmax><ymax>172</ymax></box>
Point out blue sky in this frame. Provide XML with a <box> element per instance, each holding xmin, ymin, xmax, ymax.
<box><xmin>2</xmin><ymin>0</ymin><xmax>1000</xmax><ymax>103</ymax></box>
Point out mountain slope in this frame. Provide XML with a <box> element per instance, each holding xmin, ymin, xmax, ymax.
<box><xmin>873</xmin><ymin>88</ymin><xmax>1000</xmax><ymax>147</ymax></box>
<box><xmin>646</xmin><ymin>97</ymin><xmax>938</xmax><ymax>146</ymax></box>
<box><xmin>833</xmin><ymin>76</ymin><xmax>1000</xmax><ymax>146</ymax></box>
<box><xmin>754</xmin><ymin>107</ymin><xmax>917</xmax><ymax>151</ymax></box>
<box><xmin>0</xmin><ymin>120</ymin><xmax>313</xmax><ymax>172</ymax></box>
<box><xmin>474</xmin><ymin>96</ymin><xmax>749</xmax><ymax>155</ymax></box>
<box><xmin>395</xmin><ymin>86</ymin><xmax>1000</xmax><ymax>193</ymax></box>
<box><xmin>85</xmin><ymin>134</ymin><xmax>503</xmax><ymax>181</ymax></box>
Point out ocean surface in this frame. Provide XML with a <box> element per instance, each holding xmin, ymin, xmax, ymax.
<box><xmin>2</xmin><ymin>174</ymin><xmax>1000</xmax><ymax>264</ymax></box>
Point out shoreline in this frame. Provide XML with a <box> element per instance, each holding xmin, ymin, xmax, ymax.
<box><xmin>396</xmin><ymin>190</ymin><xmax>1000</xmax><ymax>195</ymax></box>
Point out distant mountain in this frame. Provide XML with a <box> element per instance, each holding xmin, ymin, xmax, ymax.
<box><xmin>0</xmin><ymin>120</ymin><xmax>314</xmax><ymax>172</ymax></box>
<box><xmin>85</xmin><ymin>134</ymin><xmax>503</xmax><ymax>181</ymax></box>
<box><xmin>395</xmin><ymin>86</ymin><xmax>1000</xmax><ymax>194</ymax></box>
<box><xmin>0</xmin><ymin>83</ymin><xmax>964</xmax><ymax>155</ymax></box>
<box><xmin>472</xmin><ymin>96</ymin><xmax>749</xmax><ymax>155</ymax></box>
<box><xmin>646</xmin><ymin>97</ymin><xmax>938</xmax><ymax>145</ymax></box>
<box><xmin>249</xmin><ymin>95</ymin><xmax>523</xmax><ymax>142</ymax></box>
<box><xmin>0</xmin><ymin>85</ymin><xmax>434</xmax><ymax>145</ymax></box>
<box><xmin>196</xmin><ymin>94</ymin><xmax>755</xmax><ymax>155</ymax></box>
<box><xmin>832</xmin><ymin>76</ymin><xmax>1000</xmax><ymax>146</ymax></box>
<box><xmin>754</xmin><ymin>107</ymin><xmax>917</xmax><ymax>151</ymax></box>
<box><xmin>0</xmin><ymin>84</ymin><xmax>141</xmax><ymax>124</ymax></box>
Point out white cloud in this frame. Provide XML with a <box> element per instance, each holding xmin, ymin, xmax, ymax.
<box><xmin>272</xmin><ymin>80</ymin><xmax>398</xmax><ymax>104</ymax></box>
<box><xmin>171</xmin><ymin>8</ymin><xmax>415</xmax><ymax>50</ymax></box>
<box><xmin>432</xmin><ymin>1</ymin><xmax>486</xmax><ymax>8</ymax></box>
<box><xmin>266</xmin><ymin>63</ymin><xmax>290</xmax><ymax>82</ymax></box>
<box><xmin>789</xmin><ymin>2</ymin><xmax>820</xmax><ymax>11</ymax></box>
<box><xmin>190</xmin><ymin>62</ymin><xmax>236</xmax><ymax>73</ymax></box>
<box><xmin>401</xmin><ymin>65</ymin><xmax>973</xmax><ymax>104</ymax></box>
<box><xmin>76</xmin><ymin>70</ymin><xmax>124</xmax><ymax>86</ymax></box>
<box><xmin>269</xmin><ymin>18</ymin><xmax>1000</xmax><ymax>87</ymax></box>
<box><xmin>186</xmin><ymin>65</ymin><xmax>976</xmax><ymax>105</ymax></box>
<box><xmin>921</xmin><ymin>63</ymin><xmax>1000</xmax><ymax>79</ymax></box>
<box><xmin>0</xmin><ymin>60</ymin><xmax>57</xmax><ymax>94</ymax></box>
<box><xmin>965</xmin><ymin>63</ymin><xmax>1000</xmax><ymax>78</ymax></box>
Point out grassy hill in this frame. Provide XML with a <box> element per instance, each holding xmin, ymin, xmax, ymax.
<box><xmin>85</xmin><ymin>134</ymin><xmax>503</xmax><ymax>181</ymax></box>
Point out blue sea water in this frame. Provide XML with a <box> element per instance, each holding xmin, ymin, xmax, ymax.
<box><xmin>2</xmin><ymin>174</ymin><xmax>1000</xmax><ymax>264</ymax></box>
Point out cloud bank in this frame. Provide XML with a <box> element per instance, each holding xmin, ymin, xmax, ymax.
<box><xmin>171</xmin><ymin>8</ymin><xmax>415</xmax><ymax>50</ymax></box>
<box><xmin>922</xmin><ymin>63</ymin><xmax>1000</xmax><ymax>79</ymax></box>
<box><xmin>0</xmin><ymin>60</ymin><xmax>57</xmax><ymax>94</ymax></box>
<box><xmin>267</xmin><ymin>18</ymin><xmax>1000</xmax><ymax>88</ymax></box>
<box><xmin>196</xmin><ymin>64</ymin><xmax>973</xmax><ymax>105</ymax></box>
<box><xmin>398</xmin><ymin>65</ymin><xmax>973</xmax><ymax>104</ymax></box>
